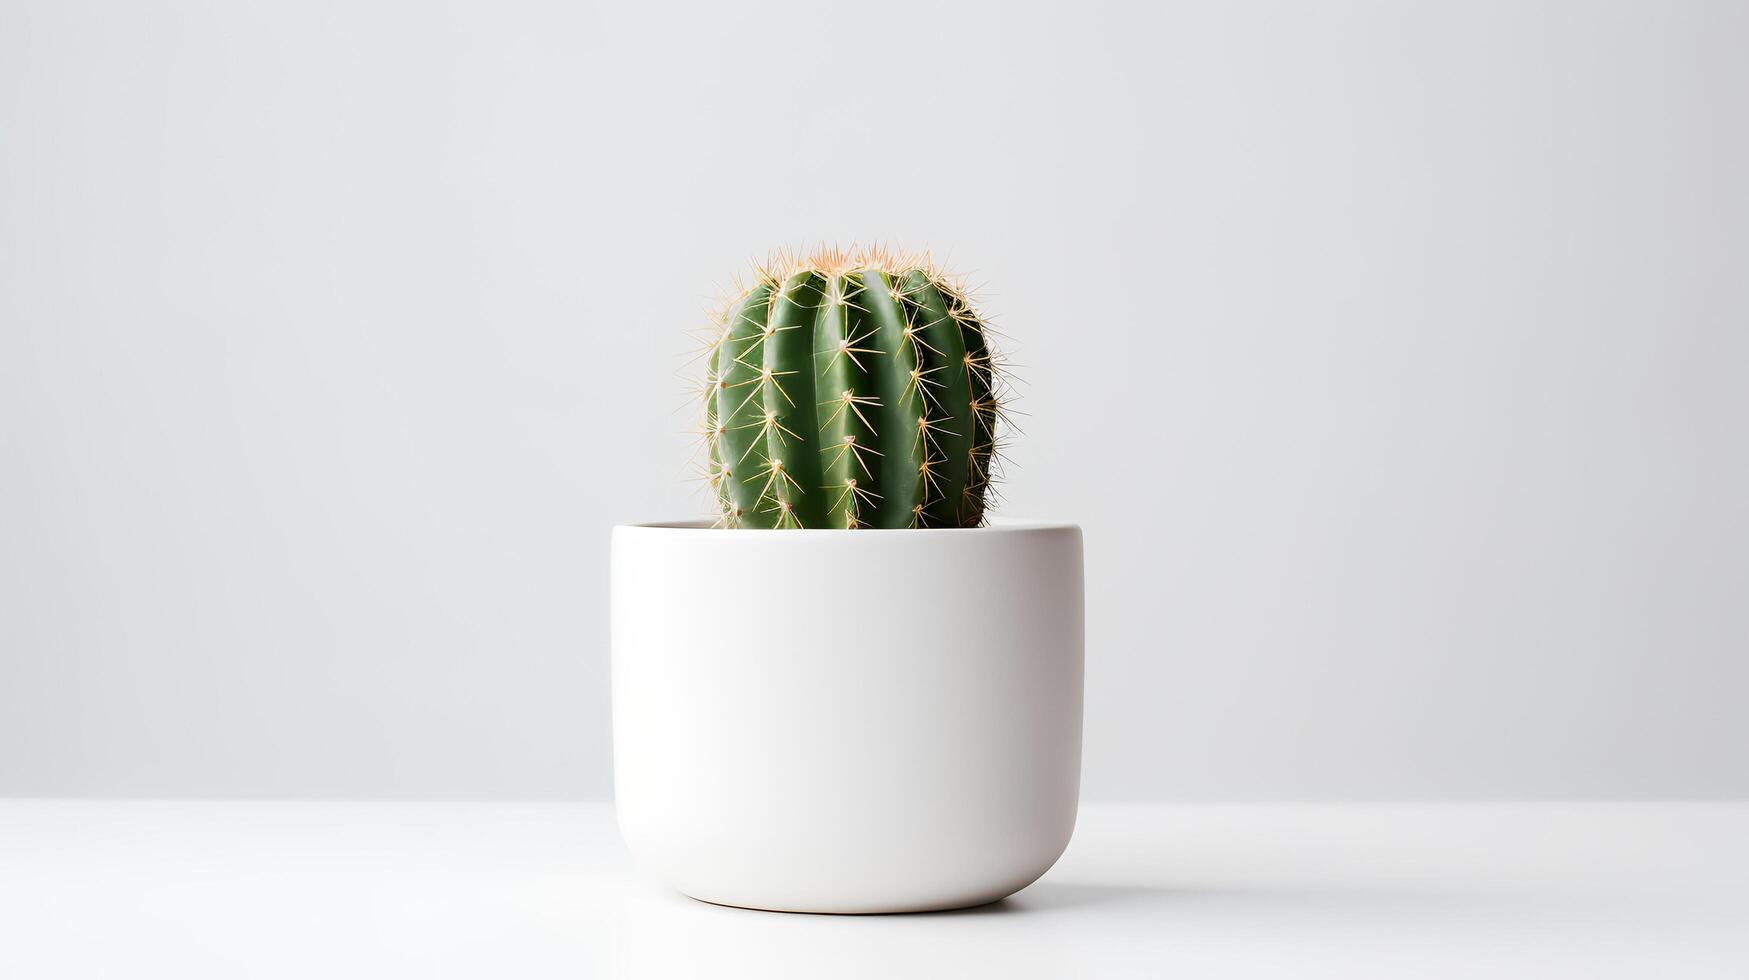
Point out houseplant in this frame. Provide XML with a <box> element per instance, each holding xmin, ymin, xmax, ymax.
<box><xmin>611</xmin><ymin>246</ymin><xmax>1083</xmax><ymax>913</ymax></box>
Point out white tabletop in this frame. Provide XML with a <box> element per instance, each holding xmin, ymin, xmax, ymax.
<box><xmin>3</xmin><ymin>800</ymin><xmax>1744</xmax><ymax>978</ymax></box>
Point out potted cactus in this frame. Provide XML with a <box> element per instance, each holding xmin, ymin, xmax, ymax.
<box><xmin>611</xmin><ymin>246</ymin><xmax>1083</xmax><ymax>913</ymax></box>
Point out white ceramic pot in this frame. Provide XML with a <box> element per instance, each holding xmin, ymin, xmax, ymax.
<box><xmin>611</xmin><ymin>521</ymin><xmax>1084</xmax><ymax>914</ymax></box>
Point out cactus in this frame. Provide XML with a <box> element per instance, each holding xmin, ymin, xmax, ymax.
<box><xmin>699</xmin><ymin>246</ymin><xmax>1006</xmax><ymax>529</ymax></box>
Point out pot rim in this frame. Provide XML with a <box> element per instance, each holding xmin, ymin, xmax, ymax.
<box><xmin>616</xmin><ymin>517</ymin><xmax>1079</xmax><ymax>536</ymax></box>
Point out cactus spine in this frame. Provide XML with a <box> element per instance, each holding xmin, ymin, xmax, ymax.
<box><xmin>701</xmin><ymin>246</ymin><xmax>1004</xmax><ymax>529</ymax></box>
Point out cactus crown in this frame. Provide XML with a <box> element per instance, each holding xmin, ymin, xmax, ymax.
<box><xmin>698</xmin><ymin>245</ymin><xmax>1007</xmax><ymax>529</ymax></box>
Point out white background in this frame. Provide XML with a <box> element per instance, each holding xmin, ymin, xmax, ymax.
<box><xmin>3</xmin><ymin>0</ymin><xmax>1745</xmax><ymax>801</ymax></box>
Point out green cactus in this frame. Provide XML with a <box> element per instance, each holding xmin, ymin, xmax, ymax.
<box><xmin>701</xmin><ymin>246</ymin><xmax>1005</xmax><ymax>529</ymax></box>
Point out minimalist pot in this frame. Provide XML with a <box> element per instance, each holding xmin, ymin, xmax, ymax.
<box><xmin>611</xmin><ymin>521</ymin><xmax>1084</xmax><ymax>914</ymax></box>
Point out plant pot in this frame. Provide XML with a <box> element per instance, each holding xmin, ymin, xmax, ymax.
<box><xmin>610</xmin><ymin>520</ymin><xmax>1083</xmax><ymax>914</ymax></box>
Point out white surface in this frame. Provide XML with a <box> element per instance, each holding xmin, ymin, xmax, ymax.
<box><xmin>4</xmin><ymin>0</ymin><xmax>1748</xmax><ymax>801</ymax></box>
<box><xmin>2</xmin><ymin>801</ymin><xmax>1744</xmax><ymax>979</ymax></box>
<box><xmin>612</xmin><ymin>523</ymin><xmax>1082</xmax><ymax>912</ymax></box>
